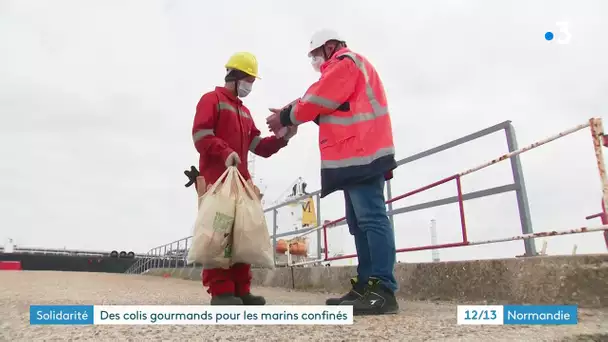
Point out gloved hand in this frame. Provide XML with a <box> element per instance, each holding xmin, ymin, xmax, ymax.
<box><xmin>283</xmin><ymin>125</ymin><xmax>298</xmax><ymax>140</ymax></box>
<box><xmin>266</xmin><ymin>112</ymin><xmax>283</xmax><ymax>136</ymax></box>
<box><xmin>184</xmin><ymin>166</ymin><xmax>199</xmax><ymax>187</ymax></box>
<box><xmin>225</xmin><ymin>151</ymin><xmax>241</xmax><ymax>168</ymax></box>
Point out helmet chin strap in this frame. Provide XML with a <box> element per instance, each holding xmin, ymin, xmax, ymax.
<box><xmin>322</xmin><ymin>44</ymin><xmax>338</xmax><ymax>61</ymax></box>
<box><xmin>225</xmin><ymin>69</ymin><xmax>240</xmax><ymax>96</ymax></box>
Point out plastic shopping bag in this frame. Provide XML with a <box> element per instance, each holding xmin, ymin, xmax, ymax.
<box><xmin>186</xmin><ymin>167</ymin><xmax>238</xmax><ymax>269</ymax></box>
<box><xmin>195</xmin><ymin>176</ymin><xmax>208</xmax><ymax>208</ymax></box>
<box><xmin>231</xmin><ymin>169</ymin><xmax>275</xmax><ymax>269</ymax></box>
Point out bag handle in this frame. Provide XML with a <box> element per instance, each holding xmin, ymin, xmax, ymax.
<box><xmin>205</xmin><ymin>166</ymin><xmax>236</xmax><ymax>196</ymax></box>
<box><xmin>234</xmin><ymin>168</ymin><xmax>260</xmax><ymax>201</ymax></box>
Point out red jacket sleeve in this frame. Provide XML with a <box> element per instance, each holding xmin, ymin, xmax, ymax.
<box><xmin>192</xmin><ymin>92</ymin><xmax>234</xmax><ymax>162</ymax></box>
<box><xmin>280</xmin><ymin>58</ymin><xmax>358</xmax><ymax>126</ymax></box>
<box><xmin>248</xmin><ymin>121</ymin><xmax>288</xmax><ymax>158</ymax></box>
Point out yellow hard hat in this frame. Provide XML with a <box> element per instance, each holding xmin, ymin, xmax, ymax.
<box><xmin>225</xmin><ymin>51</ymin><xmax>260</xmax><ymax>79</ymax></box>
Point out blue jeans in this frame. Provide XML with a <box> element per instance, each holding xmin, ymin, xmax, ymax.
<box><xmin>344</xmin><ymin>175</ymin><xmax>398</xmax><ymax>293</ymax></box>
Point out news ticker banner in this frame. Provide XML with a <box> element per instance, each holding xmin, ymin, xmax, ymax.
<box><xmin>29</xmin><ymin>304</ymin><xmax>578</xmax><ymax>325</ymax></box>
<box><xmin>457</xmin><ymin>305</ymin><xmax>578</xmax><ymax>325</ymax></box>
<box><xmin>30</xmin><ymin>305</ymin><xmax>353</xmax><ymax>325</ymax></box>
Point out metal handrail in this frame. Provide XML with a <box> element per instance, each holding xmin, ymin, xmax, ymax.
<box><xmin>127</xmin><ymin>117</ymin><xmax>608</xmax><ymax>274</ymax></box>
<box><xmin>125</xmin><ymin>119</ymin><xmax>538</xmax><ymax>274</ymax></box>
<box><xmin>0</xmin><ymin>247</ymin><xmax>147</xmax><ymax>258</ymax></box>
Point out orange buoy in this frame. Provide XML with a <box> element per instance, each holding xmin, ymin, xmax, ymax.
<box><xmin>276</xmin><ymin>239</ymin><xmax>288</xmax><ymax>254</ymax></box>
<box><xmin>289</xmin><ymin>238</ymin><xmax>308</xmax><ymax>256</ymax></box>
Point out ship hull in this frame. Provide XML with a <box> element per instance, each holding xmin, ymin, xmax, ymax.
<box><xmin>0</xmin><ymin>253</ymin><xmax>137</xmax><ymax>273</ymax></box>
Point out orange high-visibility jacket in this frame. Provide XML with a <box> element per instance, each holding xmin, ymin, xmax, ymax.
<box><xmin>279</xmin><ymin>47</ymin><xmax>397</xmax><ymax>198</ymax></box>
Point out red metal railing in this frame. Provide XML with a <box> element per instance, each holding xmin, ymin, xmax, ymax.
<box><xmin>586</xmin><ymin>212</ymin><xmax>604</xmax><ymax>221</ymax></box>
<box><xmin>323</xmin><ymin>173</ymin><xmax>470</xmax><ymax>262</ymax></box>
<box><xmin>126</xmin><ymin>117</ymin><xmax>608</xmax><ymax>273</ymax></box>
<box><xmin>585</xmin><ymin>200</ymin><xmax>608</xmax><ymax>249</ymax></box>
<box><xmin>306</xmin><ymin>118</ymin><xmax>608</xmax><ymax>265</ymax></box>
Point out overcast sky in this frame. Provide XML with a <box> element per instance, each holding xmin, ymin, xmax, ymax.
<box><xmin>1</xmin><ymin>0</ymin><xmax>607</xmax><ymax>263</ymax></box>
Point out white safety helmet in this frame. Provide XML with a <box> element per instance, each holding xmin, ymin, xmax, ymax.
<box><xmin>308</xmin><ymin>29</ymin><xmax>344</xmax><ymax>57</ymax></box>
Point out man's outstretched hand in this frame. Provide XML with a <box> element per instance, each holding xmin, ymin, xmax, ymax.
<box><xmin>283</xmin><ymin>125</ymin><xmax>298</xmax><ymax>140</ymax></box>
<box><xmin>266</xmin><ymin>108</ymin><xmax>284</xmax><ymax>134</ymax></box>
<box><xmin>184</xmin><ymin>166</ymin><xmax>199</xmax><ymax>187</ymax></box>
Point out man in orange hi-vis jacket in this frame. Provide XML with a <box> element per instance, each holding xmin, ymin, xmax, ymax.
<box><xmin>187</xmin><ymin>51</ymin><xmax>296</xmax><ymax>306</ymax></box>
<box><xmin>267</xmin><ymin>29</ymin><xmax>398</xmax><ymax>316</ymax></box>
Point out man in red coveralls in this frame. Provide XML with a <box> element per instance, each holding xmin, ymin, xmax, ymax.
<box><xmin>188</xmin><ymin>51</ymin><xmax>297</xmax><ymax>305</ymax></box>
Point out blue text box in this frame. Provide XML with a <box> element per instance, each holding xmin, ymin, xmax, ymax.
<box><xmin>503</xmin><ymin>305</ymin><xmax>577</xmax><ymax>325</ymax></box>
<box><xmin>30</xmin><ymin>305</ymin><xmax>94</xmax><ymax>325</ymax></box>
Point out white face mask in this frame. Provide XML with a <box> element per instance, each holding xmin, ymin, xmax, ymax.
<box><xmin>311</xmin><ymin>56</ymin><xmax>325</xmax><ymax>72</ymax></box>
<box><xmin>237</xmin><ymin>81</ymin><xmax>253</xmax><ymax>98</ymax></box>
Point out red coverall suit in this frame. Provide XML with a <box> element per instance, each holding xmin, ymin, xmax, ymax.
<box><xmin>192</xmin><ymin>86</ymin><xmax>289</xmax><ymax>297</ymax></box>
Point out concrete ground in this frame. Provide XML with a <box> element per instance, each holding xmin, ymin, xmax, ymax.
<box><xmin>0</xmin><ymin>271</ymin><xmax>606</xmax><ymax>342</ymax></box>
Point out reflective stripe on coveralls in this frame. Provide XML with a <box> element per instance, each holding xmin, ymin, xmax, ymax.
<box><xmin>192</xmin><ymin>101</ymin><xmax>250</xmax><ymax>144</ymax></box>
<box><xmin>249</xmin><ymin>136</ymin><xmax>261</xmax><ymax>152</ymax></box>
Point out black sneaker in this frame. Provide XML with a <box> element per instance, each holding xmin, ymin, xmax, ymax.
<box><xmin>210</xmin><ymin>293</ymin><xmax>243</xmax><ymax>305</ymax></box>
<box><xmin>326</xmin><ymin>277</ymin><xmax>364</xmax><ymax>305</ymax></box>
<box><xmin>239</xmin><ymin>293</ymin><xmax>266</xmax><ymax>305</ymax></box>
<box><xmin>341</xmin><ymin>277</ymin><xmax>399</xmax><ymax>315</ymax></box>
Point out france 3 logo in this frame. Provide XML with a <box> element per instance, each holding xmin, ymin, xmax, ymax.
<box><xmin>545</xmin><ymin>22</ymin><xmax>572</xmax><ymax>44</ymax></box>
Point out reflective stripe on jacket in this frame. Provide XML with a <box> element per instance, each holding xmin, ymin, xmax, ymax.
<box><xmin>192</xmin><ymin>86</ymin><xmax>288</xmax><ymax>186</ymax></box>
<box><xmin>279</xmin><ymin>48</ymin><xmax>397</xmax><ymax>198</ymax></box>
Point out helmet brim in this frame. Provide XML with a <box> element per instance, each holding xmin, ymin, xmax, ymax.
<box><xmin>226</xmin><ymin>67</ymin><xmax>261</xmax><ymax>80</ymax></box>
<box><xmin>242</xmin><ymin>70</ymin><xmax>261</xmax><ymax>79</ymax></box>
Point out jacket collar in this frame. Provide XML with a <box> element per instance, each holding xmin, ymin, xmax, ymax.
<box><xmin>216</xmin><ymin>86</ymin><xmax>242</xmax><ymax>104</ymax></box>
<box><xmin>320</xmin><ymin>47</ymin><xmax>351</xmax><ymax>73</ymax></box>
